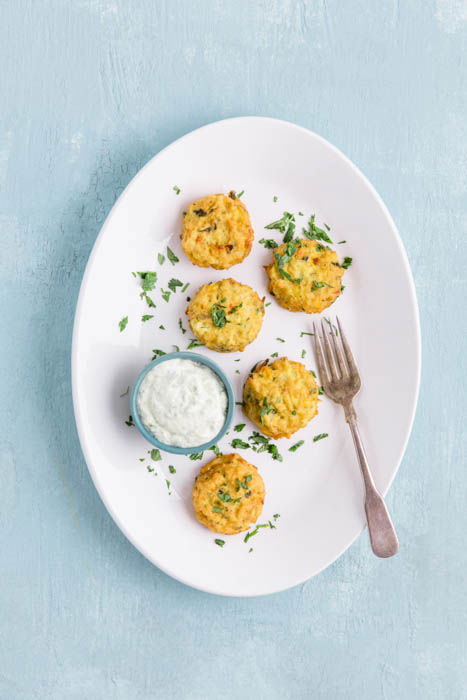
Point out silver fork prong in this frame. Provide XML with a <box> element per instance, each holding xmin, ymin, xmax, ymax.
<box><xmin>336</xmin><ymin>317</ymin><xmax>359</xmax><ymax>378</ymax></box>
<box><xmin>313</xmin><ymin>322</ymin><xmax>331</xmax><ymax>385</ymax></box>
<box><xmin>329</xmin><ymin>319</ymin><xmax>348</xmax><ymax>377</ymax></box>
<box><xmin>320</xmin><ymin>320</ymin><xmax>339</xmax><ymax>379</ymax></box>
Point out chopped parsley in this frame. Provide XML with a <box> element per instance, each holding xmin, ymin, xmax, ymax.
<box><xmin>300</xmin><ymin>331</ymin><xmax>314</xmax><ymax>337</ymax></box>
<box><xmin>289</xmin><ymin>440</ymin><xmax>304</xmax><ymax>452</ymax></box>
<box><xmin>167</xmin><ymin>247</ymin><xmax>179</xmax><ymax>265</ymax></box>
<box><xmin>141</xmin><ymin>314</ymin><xmax>154</xmax><ymax>322</ymax></box>
<box><xmin>311</xmin><ymin>281</ymin><xmax>331</xmax><ymax>290</ymax></box>
<box><xmin>337</xmin><ymin>240</ymin><xmax>346</xmax><ymax>244</ymax></box>
<box><xmin>265</xmin><ymin>211</ymin><xmax>296</xmax><ymax>243</ymax></box>
<box><xmin>211</xmin><ymin>303</ymin><xmax>229</xmax><ymax>328</ymax></box>
<box><xmin>270</xmin><ymin>352</ymin><xmax>279</xmax><ymax>358</ymax></box>
<box><xmin>124</xmin><ymin>415</ymin><xmax>134</xmax><ymax>427</ymax></box>
<box><xmin>135</xmin><ymin>271</ymin><xmax>157</xmax><ymax>292</ymax></box>
<box><xmin>324</xmin><ymin>318</ymin><xmax>338</xmax><ymax>336</ymax></box>
<box><xmin>234</xmin><ymin>424</ymin><xmax>246</xmax><ymax>432</ymax></box>
<box><xmin>168</xmin><ymin>278</ymin><xmax>183</xmax><ymax>292</ymax></box>
<box><xmin>231</xmin><ymin>438</ymin><xmax>250</xmax><ymax>449</ymax></box>
<box><xmin>181</xmin><ymin>282</ymin><xmax>190</xmax><ymax>293</ymax></box>
<box><xmin>342</xmin><ymin>256</ymin><xmax>353</xmax><ymax>269</ymax></box>
<box><xmin>273</xmin><ymin>195</ymin><xmax>278</xmax><ymax>202</ymax></box>
<box><xmin>301</xmin><ymin>349</ymin><xmax>306</xmax><ymax>358</ymax></box>
<box><xmin>187</xmin><ymin>338</ymin><xmax>203</xmax><ymax>349</ymax></box>
<box><xmin>142</xmin><ymin>293</ymin><xmax>156</xmax><ymax>308</ymax></box>
<box><xmin>189</xmin><ymin>452</ymin><xmax>203</xmax><ymax>460</ymax></box>
<box><xmin>274</xmin><ymin>239</ymin><xmax>302</xmax><ymax>282</ymax></box>
<box><xmin>236</xmin><ymin>190</ymin><xmax>245</xmax><ymax>198</ymax></box>
<box><xmin>172</xmin><ymin>345</ymin><xmax>180</xmax><ymax>352</ymax></box>
<box><xmin>313</xmin><ymin>433</ymin><xmax>329</xmax><ymax>442</ymax></box>
<box><xmin>157</xmin><ymin>253</ymin><xmax>165</xmax><ymax>265</ymax></box>
<box><xmin>161</xmin><ymin>290</ymin><xmax>171</xmax><ymax>302</ymax></box>
<box><xmin>168</xmin><ymin>465</ymin><xmax>176</xmax><ymax>474</ymax></box>
<box><xmin>265</xmin><ymin>302</ymin><xmax>272</xmax><ymax>307</ymax></box>
<box><xmin>214</xmin><ymin>539</ymin><xmax>225</xmax><ymax>547</ymax></box>
<box><xmin>173</xmin><ymin>185</ymin><xmax>181</xmax><ymax>194</ymax></box>
<box><xmin>302</xmin><ymin>215</ymin><xmax>333</xmax><ymax>243</ymax></box>
<box><xmin>178</xmin><ymin>318</ymin><xmax>186</xmax><ymax>334</ymax></box>
<box><xmin>119</xmin><ymin>316</ymin><xmax>128</xmax><ymax>332</ymax></box>
<box><xmin>260</xmin><ymin>397</ymin><xmax>276</xmax><ymax>424</ymax></box>
<box><xmin>210</xmin><ymin>444</ymin><xmax>222</xmax><ymax>456</ymax></box>
<box><xmin>151</xmin><ymin>348</ymin><xmax>166</xmax><ymax>358</ymax></box>
<box><xmin>247</xmin><ymin>431</ymin><xmax>283</xmax><ymax>461</ymax></box>
<box><xmin>150</xmin><ymin>449</ymin><xmax>162</xmax><ymax>461</ymax></box>
<box><xmin>159</xmin><ymin>324</ymin><xmax>165</xmax><ymax>330</ymax></box>
<box><xmin>244</xmin><ymin>523</ymin><xmax>270</xmax><ymax>543</ymax></box>
<box><xmin>259</xmin><ymin>238</ymin><xmax>278</xmax><ymax>249</ymax></box>
<box><xmin>276</xmin><ymin>337</ymin><xmax>285</xmax><ymax>343</ymax></box>
<box><xmin>318</xmin><ymin>386</ymin><xmax>324</xmax><ymax>395</ymax></box>
<box><xmin>147</xmin><ymin>466</ymin><xmax>154</xmax><ymax>473</ymax></box>
<box><xmin>165</xmin><ymin>479</ymin><xmax>171</xmax><ymax>491</ymax></box>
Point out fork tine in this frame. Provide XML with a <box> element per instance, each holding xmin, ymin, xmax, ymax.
<box><xmin>329</xmin><ymin>318</ymin><xmax>348</xmax><ymax>377</ymax></box>
<box><xmin>336</xmin><ymin>317</ymin><xmax>359</xmax><ymax>378</ymax></box>
<box><xmin>320</xmin><ymin>320</ymin><xmax>339</xmax><ymax>379</ymax></box>
<box><xmin>313</xmin><ymin>322</ymin><xmax>330</xmax><ymax>385</ymax></box>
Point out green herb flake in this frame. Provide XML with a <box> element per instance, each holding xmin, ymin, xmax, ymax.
<box><xmin>236</xmin><ymin>190</ymin><xmax>245</xmax><ymax>198</ymax></box>
<box><xmin>187</xmin><ymin>338</ymin><xmax>203</xmax><ymax>349</ymax></box>
<box><xmin>189</xmin><ymin>452</ymin><xmax>203</xmax><ymax>460</ymax></box>
<box><xmin>166</xmin><ymin>479</ymin><xmax>171</xmax><ymax>491</ymax></box>
<box><xmin>157</xmin><ymin>253</ymin><xmax>165</xmax><ymax>265</ymax></box>
<box><xmin>119</xmin><ymin>316</ymin><xmax>128</xmax><ymax>332</ymax></box>
<box><xmin>273</xmin><ymin>195</ymin><xmax>278</xmax><ymax>202</ymax></box>
<box><xmin>311</xmin><ymin>280</ymin><xmax>331</xmax><ymax>290</ymax></box>
<box><xmin>168</xmin><ymin>465</ymin><xmax>176</xmax><ymax>474</ymax></box>
<box><xmin>147</xmin><ymin>466</ymin><xmax>154</xmax><ymax>473</ymax></box>
<box><xmin>342</xmin><ymin>256</ymin><xmax>353</xmax><ymax>269</ymax></box>
<box><xmin>178</xmin><ymin>318</ymin><xmax>186</xmax><ymax>334</ymax></box>
<box><xmin>159</xmin><ymin>324</ymin><xmax>165</xmax><ymax>330</ymax></box>
<box><xmin>173</xmin><ymin>185</ymin><xmax>181</xmax><ymax>195</ymax></box>
<box><xmin>212</xmin><ymin>507</ymin><xmax>222</xmax><ymax>513</ymax></box>
<box><xmin>172</xmin><ymin>345</ymin><xmax>180</xmax><ymax>352</ymax></box>
<box><xmin>234</xmin><ymin>423</ymin><xmax>246</xmax><ymax>432</ymax></box>
<box><xmin>265</xmin><ymin>302</ymin><xmax>272</xmax><ymax>307</ymax></box>
<box><xmin>274</xmin><ymin>239</ymin><xmax>302</xmax><ymax>282</ymax></box>
<box><xmin>136</xmin><ymin>271</ymin><xmax>157</xmax><ymax>292</ymax></box>
<box><xmin>210</xmin><ymin>444</ymin><xmax>222</xmax><ymax>456</ymax></box>
<box><xmin>301</xmin><ymin>349</ymin><xmax>306</xmax><ymax>358</ymax></box>
<box><xmin>211</xmin><ymin>303</ymin><xmax>229</xmax><ymax>328</ymax></box>
<box><xmin>302</xmin><ymin>214</ymin><xmax>333</xmax><ymax>244</ymax></box>
<box><xmin>231</xmin><ymin>438</ymin><xmax>250</xmax><ymax>449</ymax></box>
<box><xmin>265</xmin><ymin>211</ymin><xmax>296</xmax><ymax>243</ymax></box>
<box><xmin>214</xmin><ymin>539</ymin><xmax>226</xmax><ymax>547</ymax></box>
<box><xmin>161</xmin><ymin>290</ymin><xmax>171</xmax><ymax>303</ymax></box>
<box><xmin>259</xmin><ymin>238</ymin><xmax>278</xmax><ymax>249</ymax></box>
<box><xmin>167</xmin><ymin>247</ymin><xmax>179</xmax><ymax>265</ymax></box>
<box><xmin>270</xmin><ymin>352</ymin><xmax>279</xmax><ymax>358</ymax></box>
<box><xmin>273</xmin><ymin>513</ymin><xmax>280</xmax><ymax>520</ymax></box>
<box><xmin>318</xmin><ymin>386</ymin><xmax>324</xmax><ymax>395</ymax></box>
<box><xmin>168</xmin><ymin>278</ymin><xmax>183</xmax><ymax>293</ymax></box>
<box><xmin>151</xmin><ymin>348</ymin><xmax>166</xmax><ymax>359</ymax></box>
<box><xmin>337</xmin><ymin>240</ymin><xmax>346</xmax><ymax>244</ymax></box>
<box><xmin>276</xmin><ymin>337</ymin><xmax>285</xmax><ymax>343</ymax></box>
<box><xmin>300</xmin><ymin>331</ymin><xmax>314</xmax><ymax>337</ymax></box>
<box><xmin>313</xmin><ymin>433</ymin><xmax>329</xmax><ymax>442</ymax></box>
<box><xmin>141</xmin><ymin>314</ymin><xmax>154</xmax><ymax>322</ymax></box>
<box><xmin>289</xmin><ymin>440</ymin><xmax>304</xmax><ymax>452</ymax></box>
<box><xmin>150</xmin><ymin>449</ymin><xmax>162</xmax><ymax>461</ymax></box>
<box><xmin>260</xmin><ymin>397</ymin><xmax>276</xmax><ymax>424</ymax></box>
<box><xmin>125</xmin><ymin>415</ymin><xmax>134</xmax><ymax>427</ymax></box>
<box><xmin>181</xmin><ymin>282</ymin><xmax>190</xmax><ymax>293</ymax></box>
<box><xmin>142</xmin><ymin>293</ymin><xmax>156</xmax><ymax>308</ymax></box>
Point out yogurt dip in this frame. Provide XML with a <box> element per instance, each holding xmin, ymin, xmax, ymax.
<box><xmin>136</xmin><ymin>358</ymin><xmax>228</xmax><ymax>448</ymax></box>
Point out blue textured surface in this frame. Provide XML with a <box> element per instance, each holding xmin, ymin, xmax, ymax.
<box><xmin>1</xmin><ymin>1</ymin><xmax>466</xmax><ymax>698</ymax></box>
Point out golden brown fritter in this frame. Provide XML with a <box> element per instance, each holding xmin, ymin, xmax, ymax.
<box><xmin>186</xmin><ymin>278</ymin><xmax>265</xmax><ymax>352</ymax></box>
<box><xmin>266</xmin><ymin>239</ymin><xmax>344</xmax><ymax>314</ymax></box>
<box><xmin>182</xmin><ymin>192</ymin><xmax>254</xmax><ymax>269</ymax></box>
<box><xmin>243</xmin><ymin>357</ymin><xmax>319</xmax><ymax>439</ymax></box>
<box><xmin>192</xmin><ymin>453</ymin><xmax>265</xmax><ymax>535</ymax></box>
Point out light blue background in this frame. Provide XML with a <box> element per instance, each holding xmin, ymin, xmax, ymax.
<box><xmin>1</xmin><ymin>1</ymin><xmax>466</xmax><ymax>698</ymax></box>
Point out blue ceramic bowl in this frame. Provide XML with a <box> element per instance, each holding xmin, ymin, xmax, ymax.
<box><xmin>130</xmin><ymin>351</ymin><xmax>235</xmax><ymax>455</ymax></box>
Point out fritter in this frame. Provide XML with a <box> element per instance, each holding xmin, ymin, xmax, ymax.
<box><xmin>243</xmin><ymin>357</ymin><xmax>319</xmax><ymax>439</ymax></box>
<box><xmin>186</xmin><ymin>278</ymin><xmax>265</xmax><ymax>352</ymax></box>
<box><xmin>265</xmin><ymin>238</ymin><xmax>344</xmax><ymax>314</ymax></box>
<box><xmin>192</xmin><ymin>453</ymin><xmax>265</xmax><ymax>535</ymax></box>
<box><xmin>182</xmin><ymin>192</ymin><xmax>254</xmax><ymax>269</ymax></box>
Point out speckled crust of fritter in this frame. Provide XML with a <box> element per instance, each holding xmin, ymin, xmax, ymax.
<box><xmin>192</xmin><ymin>453</ymin><xmax>265</xmax><ymax>535</ymax></box>
<box><xmin>243</xmin><ymin>357</ymin><xmax>319</xmax><ymax>439</ymax></box>
<box><xmin>266</xmin><ymin>239</ymin><xmax>344</xmax><ymax>314</ymax></box>
<box><xmin>186</xmin><ymin>278</ymin><xmax>265</xmax><ymax>352</ymax></box>
<box><xmin>181</xmin><ymin>193</ymin><xmax>254</xmax><ymax>269</ymax></box>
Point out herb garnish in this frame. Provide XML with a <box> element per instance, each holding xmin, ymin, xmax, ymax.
<box><xmin>276</xmin><ymin>337</ymin><xmax>285</xmax><ymax>343</ymax></box>
<box><xmin>187</xmin><ymin>338</ymin><xmax>203</xmax><ymax>349</ymax></box>
<box><xmin>289</xmin><ymin>440</ymin><xmax>304</xmax><ymax>452</ymax></box>
<box><xmin>265</xmin><ymin>211</ymin><xmax>296</xmax><ymax>243</ymax></box>
<box><xmin>236</xmin><ymin>190</ymin><xmax>245</xmax><ymax>198</ymax></box>
<box><xmin>161</xmin><ymin>290</ymin><xmax>171</xmax><ymax>302</ymax></box>
<box><xmin>311</xmin><ymin>281</ymin><xmax>331</xmax><ymax>290</ymax></box>
<box><xmin>300</xmin><ymin>331</ymin><xmax>314</xmax><ymax>337</ymax></box>
<box><xmin>313</xmin><ymin>433</ymin><xmax>329</xmax><ymax>442</ymax></box>
<box><xmin>189</xmin><ymin>452</ymin><xmax>203</xmax><ymax>460</ymax></box>
<box><xmin>211</xmin><ymin>303</ymin><xmax>229</xmax><ymax>328</ymax></box>
<box><xmin>119</xmin><ymin>316</ymin><xmax>128</xmax><ymax>332</ymax></box>
<box><xmin>231</xmin><ymin>439</ymin><xmax>250</xmax><ymax>449</ymax></box>
<box><xmin>168</xmin><ymin>465</ymin><xmax>176</xmax><ymax>474</ymax></box>
<box><xmin>214</xmin><ymin>539</ymin><xmax>225</xmax><ymax>547</ymax></box>
<box><xmin>173</xmin><ymin>185</ymin><xmax>181</xmax><ymax>194</ymax></box>
<box><xmin>301</xmin><ymin>349</ymin><xmax>306</xmax><ymax>358</ymax></box>
<box><xmin>181</xmin><ymin>282</ymin><xmax>190</xmax><ymax>293</ymax></box>
<box><xmin>270</xmin><ymin>352</ymin><xmax>279</xmax><ymax>358</ymax></box>
<box><xmin>273</xmin><ymin>195</ymin><xmax>278</xmax><ymax>202</ymax></box>
<box><xmin>259</xmin><ymin>238</ymin><xmax>278</xmax><ymax>249</ymax></box>
<box><xmin>178</xmin><ymin>318</ymin><xmax>186</xmax><ymax>334</ymax></box>
<box><xmin>167</xmin><ymin>247</ymin><xmax>179</xmax><ymax>265</ymax></box>
<box><xmin>302</xmin><ymin>215</ymin><xmax>333</xmax><ymax>243</ymax></box>
<box><xmin>142</xmin><ymin>293</ymin><xmax>156</xmax><ymax>308</ymax></box>
<box><xmin>274</xmin><ymin>239</ymin><xmax>302</xmax><ymax>282</ymax></box>
<box><xmin>125</xmin><ymin>415</ymin><xmax>134</xmax><ymax>427</ymax></box>
<box><xmin>168</xmin><ymin>278</ymin><xmax>183</xmax><ymax>292</ymax></box>
<box><xmin>337</xmin><ymin>240</ymin><xmax>346</xmax><ymax>244</ymax></box>
<box><xmin>159</xmin><ymin>324</ymin><xmax>165</xmax><ymax>330</ymax></box>
<box><xmin>141</xmin><ymin>314</ymin><xmax>154</xmax><ymax>322</ymax></box>
<box><xmin>211</xmin><ymin>444</ymin><xmax>222</xmax><ymax>456</ymax></box>
<box><xmin>157</xmin><ymin>253</ymin><xmax>165</xmax><ymax>265</ymax></box>
<box><xmin>234</xmin><ymin>424</ymin><xmax>245</xmax><ymax>432</ymax></box>
<box><xmin>151</xmin><ymin>348</ymin><xmax>166</xmax><ymax>358</ymax></box>
<box><xmin>150</xmin><ymin>449</ymin><xmax>162</xmax><ymax>461</ymax></box>
<box><xmin>260</xmin><ymin>398</ymin><xmax>276</xmax><ymax>424</ymax></box>
<box><xmin>342</xmin><ymin>257</ymin><xmax>353</xmax><ymax>269</ymax></box>
<box><xmin>136</xmin><ymin>271</ymin><xmax>157</xmax><ymax>292</ymax></box>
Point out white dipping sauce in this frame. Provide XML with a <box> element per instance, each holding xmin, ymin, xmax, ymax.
<box><xmin>137</xmin><ymin>358</ymin><xmax>228</xmax><ymax>447</ymax></box>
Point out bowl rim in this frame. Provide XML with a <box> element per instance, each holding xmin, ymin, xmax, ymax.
<box><xmin>130</xmin><ymin>351</ymin><xmax>235</xmax><ymax>454</ymax></box>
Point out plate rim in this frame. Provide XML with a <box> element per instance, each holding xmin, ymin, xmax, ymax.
<box><xmin>71</xmin><ymin>116</ymin><xmax>421</xmax><ymax>597</ymax></box>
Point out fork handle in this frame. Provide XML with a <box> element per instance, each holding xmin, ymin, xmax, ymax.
<box><xmin>344</xmin><ymin>403</ymin><xmax>399</xmax><ymax>558</ymax></box>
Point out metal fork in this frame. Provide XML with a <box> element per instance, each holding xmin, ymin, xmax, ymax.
<box><xmin>313</xmin><ymin>317</ymin><xmax>399</xmax><ymax>558</ymax></box>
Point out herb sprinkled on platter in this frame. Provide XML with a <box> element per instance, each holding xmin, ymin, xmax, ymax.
<box><xmin>265</xmin><ymin>302</ymin><xmax>272</xmax><ymax>307</ymax></box>
<box><xmin>274</xmin><ymin>239</ymin><xmax>302</xmax><ymax>282</ymax></box>
<box><xmin>173</xmin><ymin>185</ymin><xmax>181</xmax><ymax>194</ymax></box>
<box><xmin>301</xmin><ymin>349</ymin><xmax>306</xmax><ymax>358</ymax></box>
<box><xmin>324</xmin><ymin>318</ymin><xmax>339</xmax><ymax>335</ymax></box>
<box><xmin>181</xmin><ymin>282</ymin><xmax>190</xmax><ymax>293</ymax></box>
<box><xmin>337</xmin><ymin>240</ymin><xmax>346</xmax><ymax>244</ymax></box>
<box><xmin>231</xmin><ymin>438</ymin><xmax>250</xmax><ymax>449</ymax></box>
<box><xmin>172</xmin><ymin>345</ymin><xmax>180</xmax><ymax>352</ymax></box>
<box><xmin>214</xmin><ymin>539</ymin><xmax>225</xmax><ymax>547</ymax></box>
<box><xmin>273</xmin><ymin>195</ymin><xmax>278</xmax><ymax>202</ymax></box>
<box><xmin>159</xmin><ymin>324</ymin><xmax>165</xmax><ymax>330</ymax></box>
<box><xmin>210</xmin><ymin>444</ymin><xmax>222</xmax><ymax>456</ymax></box>
<box><xmin>118</xmin><ymin>316</ymin><xmax>128</xmax><ymax>332</ymax></box>
<box><xmin>151</xmin><ymin>348</ymin><xmax>166</xmax><ymax>359</ymax></box>
<box><xmin>270</xmin><ymin>352</ymin><xmax>279</xmax><ymax>358</ymax></box>
<box><xmin>236</xmin><ymin>190</ymin><xmax>245</xmax><ymax>198</ymax></box>
<box><xmin>124</xmin><ymin>415</ymin><xmax>134</xmax><ymax>427</ymax></box>
<box><xmin>168</xmin><ymin>278</ymin><xmax>183</xmax><ymax>292</ymax></box>
<box><xmin>302</xmin><ymin>215</ymin><xmax>333</xmax><ymax>244</ymax></box>
<box><xmin>167</xmin><ymin>247</ymin><xmax>179</xmax><ymax>265</ymax></box>
<box><xmin>141</xmin><ymin>314</ymin><xmax>154</xmax><ymax>322</ymax></box>
<box><xmin>211</xmin><ymin>303</ymin><xmax>229</xmax><ymax>328</ymax></box>
<box><xmin>234</xmin><ymin>424</ymin><xmax>245</xmax><ymax>432</ymax></box>
<box><xmin>135</xmin><ymin>271</ymin><xmax>157</xmax><ymax>292</ymax></box>
<box><xmin>189</xmin><ymin>452</ymin><xmax>203</xmax><ymax>460</ymax></box>
<box><xmin>319</xmin><ymin>386</ymin><xmax>324</xmax><ymax>395</ymax></box>
<box><xmin>265</xmin><ymin>211</ymin><xmax>296</xmax><ymax>243</ymax></box>
<box><xmin>157</xmin><ymin>253</ymin><xmax>165</xmax><ymax>265</ymax></box>
<box><xmin>142</xmin><ymin>293</ymin><xmax>156</xmax><ymax>308</ymax></box>
<box><xmin>259</xmin><ymin>238</ymin><xmax>278</xmax><ymax>249</ymax></box>
<box><xmin>289</xmin><ymin>440</ymin><xmax>304</xmax><ymax>452</ymax></box>
<box><xmin>168</xmin><ymin>465</ymin><xmax>176</xmax><ymax>474</ymax></box>
<box><xmin>161</xmin><ymin>290</ymin><xmax>171</xmax><ymax>302</ymax></box>
<box><xmin>147</xmin><ymin>466</ymin><xmax>154</xmax><ymax>473</ymax></box>
<box><xmin>150</xmin><ymin>448</ymin><xmax>162</xmax><ymax>461</ymax></box>
<box><xmin>276</xmin><ymin>337</ymin><xmax>285</xmax><ymax>343</ymax></box>
<box><xmin>342</xmin><ymin>256</ymin><xmax>353</xmax><ymax>269</ymax></box>
<box><xmin>313</xmin><ymin>433</ymin><xmax>329</xmax><ymax>442</ymax></box>
<box><xmin>300</xmin><ymin>331</ymin><xmax>314</xmax><ymax>337</ymax></box>
<box><xmin>178</xmin><ymin>318</ymin><xmax>186</xmax><ymax>334</ymax></box>
<box><xmin>187</xmin><ymin>338</ymin><xmax>203</xmax><ymax>349</ymax></box>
